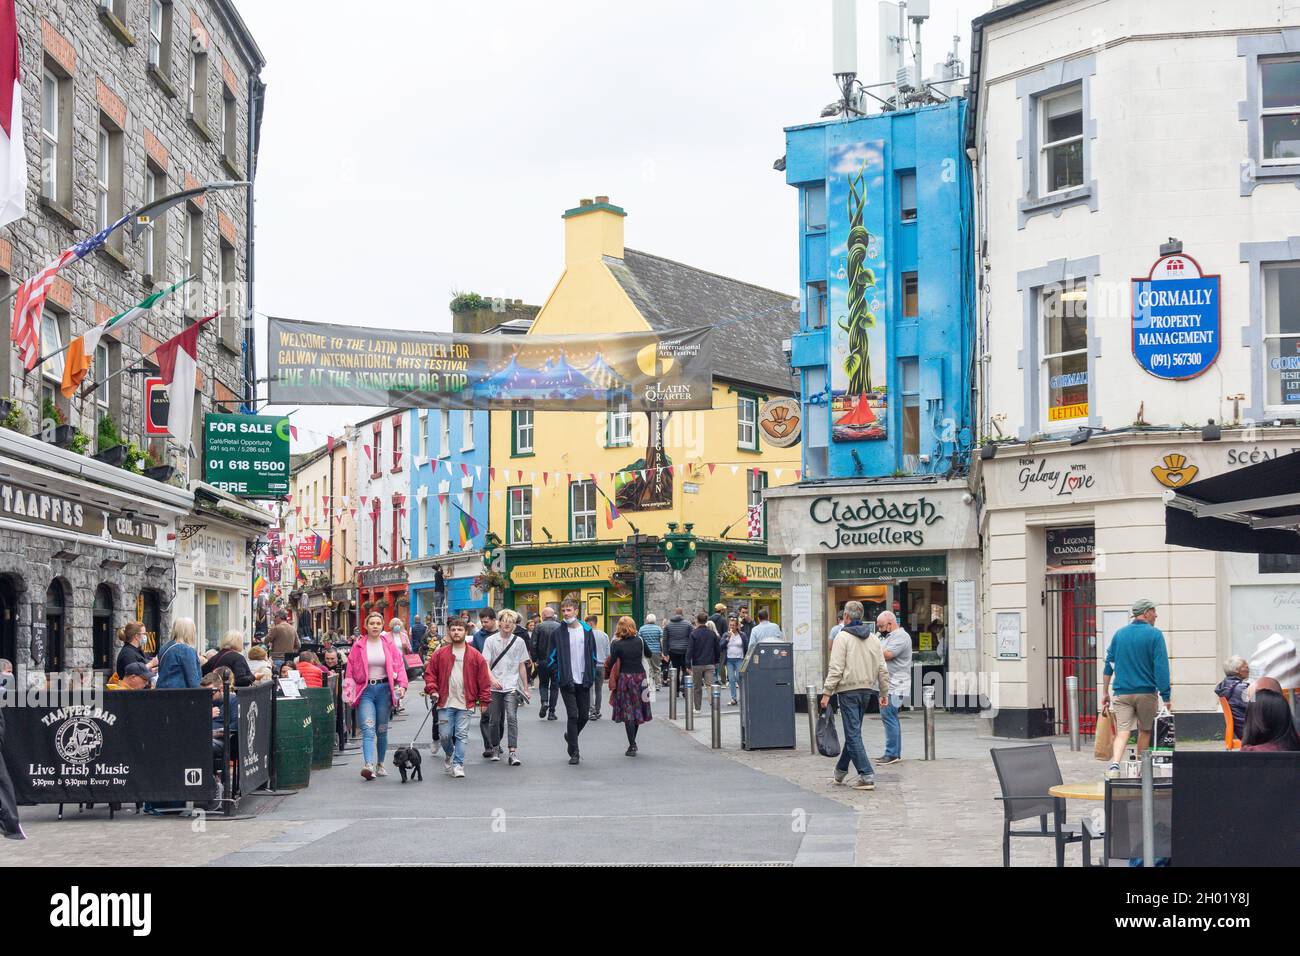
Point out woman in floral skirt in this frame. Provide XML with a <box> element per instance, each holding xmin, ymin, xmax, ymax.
<box><xmin>605</xmin><ymin>615</ymin><xmax>652</xmax><ymax>756</ymax></box>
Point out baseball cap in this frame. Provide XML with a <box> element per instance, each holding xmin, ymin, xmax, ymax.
<box><xmin>1131</xmin><ymin>598</ymin><xmax>1157</xmax><ymax>616</ymax></box>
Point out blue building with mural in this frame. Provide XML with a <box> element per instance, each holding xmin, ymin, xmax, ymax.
<box><xmin>407</xmin><ymin>407</ymin><xmax>493</xmax><ymax>625</ymax></box>
<box><xmin>765</xmin><ymin>96</ymin><xmax>983</xmax><ymax>709</ymax></box>
<box><xmin>784</xmin><ymin>98</ymin><xmax>974</xmax><ymax>480</ymax></box>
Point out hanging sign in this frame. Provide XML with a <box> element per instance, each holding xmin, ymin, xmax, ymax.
<box><xmin>203</xmin><ymin>414</ymin><xmax>292</xmax><ymax>498</ymax></box>
<box><xmin>759</xmin><ymin>397</ymin><xmax>802</xmax><ymax>448</ymax></box>
<box><xmin>1131</xmin><ymin>253</ymin><xmax>1221</xmax><ymax>380</ymax></box>
<box><xmin>266</xmin><ymin>317</ymin><xmax>715</xmax><ymax>412</ymax></box>
<box><xmin>144</xmin><ymin>377</ymin><xmax>169</xmax><ymax>434</ymax></box>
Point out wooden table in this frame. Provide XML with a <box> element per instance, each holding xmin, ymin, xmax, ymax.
<box><xmin>1050</xmin><ymin>781</ymin><xmax>1106</xmax><ymax>801</ymax></box>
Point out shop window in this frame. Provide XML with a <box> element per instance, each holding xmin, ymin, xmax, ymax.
<box><xmin>805</xmin><ymin>281</ymin><xmax>827</xmax><ymax>329</ymax></box>
<box><xmin>902</xmin><ymin>273</ymin><xmax>918</xmax><ymax>318</ymax></box>
<box><xmin>901</xmin><ymin>359</ymin><xmax>920</xmax><ymax>471</ymax></box>
<box><xmin>571</xmin><ymin>479</ymin><xmax>596</xmax><ymax>541</ymax></box>
<box><xmin>1259</xmin><ymin>552</ymin><xmax>1300</xmax><ymax>573</ymax></box>
<box><xmin>203</xmin><ymin>590</ymin><xmax>229</xmax><ymax>652</ymax></box>
<box><xmin>508</xmin><ymin>486</ymin><xmax>532</xmax><ymax>544</ymax></box>
<box><xmin>45</xmin><ymin>580</ymin><xmax>66</xmax><ymax>672</ymax></box>
<box><xmin>1041</xmin><ymin>279</ymin><xmax>1089</xmax><ymax>427</ymax></box>
<box><xmin>899</xmin><ymin>171</ymin><xmax>917</xmax><ymax>222</ymax></box>
<box><xmin>804</xmin><ymin>183</ymin><xmax>826</xmax><ymax>232</ymax></box>
<box><xmin>606</xmin><ymin>400</ymin><xmax>631</xmax><ymax>447</ymax></box>
<box><xmin>512</xmin><ymin>409</ymin><xmax>533</xmax><ymax>456</ymax></box>
<box><xmin>737</xmin><ymin>395</ymin><xmax>758</xmax><ymax>450</ymax></box>
<box><xmin>1039</xmin><ymin>87</ymin><xmax>1084</xmax><ymax>193</ymax></box>
<box><xmin>1260</xmin><ymin>57</ymin><xmax>1300</xmax><ymax>164</ymax></box>
<box><xmin>1263</xmin><ymin>262</ymin><xmax>1300</xmax><ymax>409</ymax></box>
<box><xmin>92</xmin><ymin>584</ymin><xmax>114</xmax><ymax>671</ymax></box>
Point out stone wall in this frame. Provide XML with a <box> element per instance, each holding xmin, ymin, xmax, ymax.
<box><xmin>643</xmin><ymin>559</ymin><xmax>709</xmax><ymax>621</ymax></box>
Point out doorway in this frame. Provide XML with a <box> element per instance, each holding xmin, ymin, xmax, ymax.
<box><xmin>138</xmin><ymin>589</ymin><xmax>162</xmax><ymax>654</ymax></box>
<box><xmin>45</xmin><ymin>580</ymin><xmax>67</xmax><ymax>672</ymax></box>
<box><xmin>1045</xmin><ymin>571</ymin><xmax>1098</xmax><ymax>734</ymax></box>
<box><xmin>0</xmin><ymin>576</ymin><xmax>16</xmax><ymax>670</ymax></box>
<box><xmin>92</xmin><ymin>584</ymin><xmax>114</xmax><ymax>671</ymax></box>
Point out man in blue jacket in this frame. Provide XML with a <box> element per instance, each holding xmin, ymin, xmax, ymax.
<box><xmin>547</xmin><ymin>598</ymin><xmax>599</xmax><ymax>765</ymax></box>
<box><xmin>1101</xmin><ymin>598</ymin><xmax>1171</xmax><ymax>777</ymax></box>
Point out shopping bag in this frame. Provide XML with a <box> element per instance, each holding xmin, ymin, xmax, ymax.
<box><xmin>1093</xmin><ymin>708</ymin><xmax>1115</xmax><ymax>760</ymax></box>
<box><xmin>1153</xmin><ymin>704</ymin><xmax>1175</xmax><ymax>752</ymax></box>
<box><xmin>815</xmin><ymin>709</ymin><xmax>841</xmax><ymax>758</ymax></box>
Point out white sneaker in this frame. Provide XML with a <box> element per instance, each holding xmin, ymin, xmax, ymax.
<box><xmin>451</xmin><ymin>764</ymin><xmax>465</xmax><ymax>778</ymax></box>
<box><xmin>374</xmin><ymin>764</ymin><xmax>387</xmax><ymax>777</ymax></box>
<box><xmin>489</xmin><ymin>753</ymin><xmax>501</xmax><ymax>762</ymax></box>
<box><xmin>443</xmin><ymin>756</ymin><xmax>453</xmax><ymax>774</ymax></box>
<box><xmin>508</xmin><ymin>752</ymin><xmax>521</xmax><ymax>766</ymax></box>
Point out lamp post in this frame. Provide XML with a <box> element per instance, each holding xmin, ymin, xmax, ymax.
<box><xmin>660</xmin><ymin>522</ymin><xmax>698</xmax><ymax>572</ymax></box>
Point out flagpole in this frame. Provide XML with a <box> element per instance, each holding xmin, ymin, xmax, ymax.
<box><xmin>77</xmin><ymin>308</ymin><xmax>218</xmax><ymax>401</ymax></box>
<box><xmin>591</xmin><ymin>479</ymin><xmax>640</xmax><ymax>535</ymax></box>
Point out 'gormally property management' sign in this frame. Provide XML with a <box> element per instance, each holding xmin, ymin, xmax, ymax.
<box><xmin>1132</xmin><ymin>253</ymin><xmax>1221</xmax><ymax>380</ymax></box>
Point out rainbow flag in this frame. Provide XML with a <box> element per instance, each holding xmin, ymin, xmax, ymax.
<box><xmin>604</xmin><ymin>496</ymin><xmax>620</xmax><ymax>530</ymax></box>
<box><xmin>310</xmin><ymin>533</ymin><xmax>331</xmax><ymax>563</ymax></box>
<box><xmin>253</xmin><ymin>574</ymin><xmax>267</xmax><ymax>598</ymax></box>
<box><xmin>455</xmin><ymin>502</ymin><xmax>480</xmax><ymax>548</ymax></box>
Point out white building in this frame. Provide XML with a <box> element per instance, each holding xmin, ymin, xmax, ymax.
<box><xmin>353</xmin><ymin>410</ymin><xmax>412</xmax><ymax>626</ymax></box>
<box><xmin>968</xmin><ymin>0</ymin><xmax>1300</xmax><ymax>737</ymax></box>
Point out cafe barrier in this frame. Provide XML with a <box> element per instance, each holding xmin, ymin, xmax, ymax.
<box><xmin>1</xmin><ymin>690</ymin><xmax>213</xmax><ymax>805</ymax></box>
<box><xmin>234</xmin><ymin>681</ymin><xmax>273</xmax><ymax>794</ymax></box>
<box><xmin>303</xmin><ymin>686</ymin><xmax>335</xmax><ymax>770</ymax></box>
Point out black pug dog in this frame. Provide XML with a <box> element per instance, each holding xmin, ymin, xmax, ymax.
<box><xmin>391</xmin><ymin>746</ymin><xmax>423</xmax><ymax>783</ymax></box>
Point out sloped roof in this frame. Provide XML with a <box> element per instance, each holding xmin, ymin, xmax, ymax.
<box><xmin>603</xmin><ymin>248</ymin><xmax>798</xmax><ymax>395</ymax></box>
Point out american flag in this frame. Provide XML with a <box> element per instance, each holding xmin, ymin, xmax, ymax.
<box><xmin>10</xmin><ymin>213</ymin><xmax>131</xmax><ymax>371</ymax></box>
<box><xmin>747</xmin><ymin>505</ymin><xmax>763</xmax><ymax>539</ymax></box>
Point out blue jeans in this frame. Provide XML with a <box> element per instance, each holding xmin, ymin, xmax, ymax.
<box><xmin>834</xmin><ymin>689</ymin><xmax>876</xmax><ymax>779</ymax></box>
<box><xmin>357</xmin><ymin>682</ymin><xmax>392</xmax><ymax>766</ymax></box>
<box><xmin>881</xmin><ymin>691</ymin><xmax>904</xmax><ymax>758</ymax></box>
<box><xmin>726</xmin><ymin>658</ymin><xmax>742</xmax><ymax>701</ymax></box>
<box><xmin>438</xmin><ymin>707</ymin><xmax>472</xmax><ymax>767</ymax></box>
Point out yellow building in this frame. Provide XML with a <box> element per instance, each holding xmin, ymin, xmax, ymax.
<box><xmin>490</xmin><ymin>196</ymin><xmax>801</xmax><ymax>629</ymax></box>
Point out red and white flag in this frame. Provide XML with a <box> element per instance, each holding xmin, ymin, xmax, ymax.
<box><xmin>747</xmin><ymin>506</ymin><xmax>763</xmax><ymax>540</ymax></box>
<box><xmin>155</xmin><ymin>313</ymin><xmax>217</xmax><ymax>453</ymax></box>
<box><xmin>0</xmin><ymin>0</ymin><xmax>25</xmax><ymax>229</ymax></box>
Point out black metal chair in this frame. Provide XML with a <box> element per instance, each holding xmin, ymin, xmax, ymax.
<box><xmin>1082</xmin><ymin>779</ymin><xmax>1173</xmax><ymax>866</ymax></box>
<box><xmin>990</xmin><ymin>744</ymin><xmax>1086</xmax><ymax>867</ymax></box>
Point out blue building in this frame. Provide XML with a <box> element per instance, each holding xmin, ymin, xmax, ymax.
<box><xmin>784</xmin><ymin>99</ymin><xmax>974</xmax><ymax>480</ymax></box>
<box><xmin>407</xmin><ymin>407</ymin><xmax>493</xmax><ymax>626</ymax></box>
<box><xmin>765</xmin><ymin>97</ymin><xmax>982</xmax><ymax>704</ymax></box>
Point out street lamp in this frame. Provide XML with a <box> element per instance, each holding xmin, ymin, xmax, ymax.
<box><xmin>660</xmin><ymin>522</ymin><xmax>698</xmax><ymax>572</ymax></box>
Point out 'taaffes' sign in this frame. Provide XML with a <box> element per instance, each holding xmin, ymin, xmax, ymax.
<box><xmin>1131</xmin><ymin>253</ymin><xmax>1221</xmax><ymax>380</ymax></box>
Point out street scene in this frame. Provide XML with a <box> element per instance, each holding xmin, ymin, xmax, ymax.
<box><xmin>0</xmin><ymin>0</ymin><xmax>1297</xmax><ymax>909</ymax></box>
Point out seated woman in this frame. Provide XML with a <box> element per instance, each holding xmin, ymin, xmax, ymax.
<box><xmin>1241</xmin><ymin>678</ymin><xmax>1300</xmax><ymax>752</ymax></box>
<box><xmin>296</xmin><ymin>651</ymin><xmax>327</xmax><ymax>688</ymax></box>
<box><xmin>247</xmin><ymin>646</ymin><xmax>274</xmax><ymax>683</ymax></box>
<box><xmin>1214</xmin><ymin>655</ymin><xmax>1250</xmax><ymax>740</ymax></box>
<box><xmin>202</xmin><ymin>631</ymin><xmax>255</xmax><ymax>687</ymax></box>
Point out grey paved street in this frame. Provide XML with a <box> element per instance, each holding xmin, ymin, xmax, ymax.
<box><xmin>1</xmin><ymin>688</ymin><xmax>1217</xmax><ymax>867</ymax></box>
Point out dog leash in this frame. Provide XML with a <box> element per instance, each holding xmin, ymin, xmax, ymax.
<box><xmin>407</xmin><ymin>697</ymin><xmax>435</xmax><ymax>749</ymax></box>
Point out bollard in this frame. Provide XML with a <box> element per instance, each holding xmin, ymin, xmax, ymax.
<box><xmin>806</xmin><ymin>685</ymin><xmax>819</xmax><ymax>755</ymax></box>
<box><xmin>683</xmin><ymin>673</ymin><xmax>695</xmax><ymax>730</ymax></box>
<box><xmin>1066</xmin><ymin>675</ymin><xmax>1081</xmax><ymax>752</ymax></box>
<box><xmin>923</xmin><ymin>686</ymin><xmax>936</xmax><ymax>761</ymax></box>
<box><xmin>668</xmin><ymin>668</ymin><xmax>678</xmax><ymax>721</ymax></box>
<box><xmin>710</xmin><ymin>684</ymin><xmax>722</xmax><ymax>749</ymax></box>
<box><xmin>1141</xmin><ymin>749</ymin><xmax>1155</xmax><ymax>866</ymax></box>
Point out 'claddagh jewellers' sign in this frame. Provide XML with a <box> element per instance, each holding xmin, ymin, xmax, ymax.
<box><xmin>810</xmin><ymin>496</ymin><xmax>944</xmax><ymax>550</ymax></box>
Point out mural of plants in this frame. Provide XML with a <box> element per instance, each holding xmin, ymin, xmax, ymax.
<box><xmin>840</xmin><ymin>167</ymin><xmax>877</xmax><ymax>397</ymax></box>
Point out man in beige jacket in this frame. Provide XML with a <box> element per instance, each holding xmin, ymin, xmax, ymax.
<box><xmin>819</xmin><ymin>601</ymin><xmax>890</xmax><ymax>791</ymax></box>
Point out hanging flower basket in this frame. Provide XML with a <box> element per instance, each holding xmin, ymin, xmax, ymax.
<box><xmin>716</xmin><ymin>555</ymin><xmax>743</xmax><ymax>589</ymax></box>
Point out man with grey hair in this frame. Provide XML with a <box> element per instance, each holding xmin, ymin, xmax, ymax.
<box><xmin>1101</xmin><ymin>598</ymin><xmax>1171</xmax><ymax>777</ymax></box>
<box><xmin>820</xmin><ymin>601</ymin><xmax>889</xmax><ymax>791</ymax></box>
<box><xmin>877</xmin><ymin>610</ymin><xmax>912</xmax><ymax>765</ymax></box>
<box><xmin>1214</xmin><ymin>655</ymin><xmax>1250</xmax><ymax>742</ymax></box>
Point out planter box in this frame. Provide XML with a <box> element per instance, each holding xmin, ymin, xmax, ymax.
<box><xmin>52</xmin><ymin>424</ymin><xmax>76</xmax><ymax>449</ymax></box>
<box><xmin>92</xmin><ymin>444</ymin><xmax>129</xmax><ymax>467</ymax></box>
<box><xmin>144</xmin><ymin>464</ymin><xmax>178</xmax><ymax>483</ymax></box>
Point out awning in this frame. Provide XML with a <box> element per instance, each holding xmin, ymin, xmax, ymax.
<box><xmin>1164</xmin><ymin>450</ymin><xmax>1300</xmax><ymax>553</ymax></box>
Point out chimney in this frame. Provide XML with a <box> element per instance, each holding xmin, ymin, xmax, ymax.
<box><xmin>563</xmin><ymin>195</ymin><xmax>625</xmax><ymax>266</ymax></box>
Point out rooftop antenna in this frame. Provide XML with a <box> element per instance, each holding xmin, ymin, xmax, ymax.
<box><xmin>831</xmin><ymin>0</ymin><xmax>859</xmax><ymax>115</ymax></box>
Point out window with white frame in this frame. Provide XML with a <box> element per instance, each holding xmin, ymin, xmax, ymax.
<box><xmin>508</xmin><ymin>487</ymin><xmax>532</xmax><ymax>544</ymax></box>
<box><xmin>94</xmin><ymin>341</ymin><xmax>112</xmax><ymax>421</ymax></box>
<box><xmin>737</xmin><ymin>395</ymin><xmax>758</xmax><ymax>449</ymax></box>
<box><xmin>40</xmin><ymin>70</ymin><xmax>59</xmax><ymax>201</ymax></box>
<box><xmin>188</xmin><ymin>48</ymin><xmax>208</xmax><ymax>125</ymax></box>
<box><xmin>1040</xmin><ymin>279</ymin><xmax>1089</xmax><ymax>425</ymax></box>
<box><xmin>418</xmin><ymin>411</ymin><xmax>428</xmax><ymax>458</ymax></box>
<box><xmin>514</xmin><ymin>409</ymin><xmax>533</xmax><ymax>454</ymax></box>
<box><xmin>40</xmin><ymin>310</ymin><xmax>66</xmax><ymax>414</ymax></box>
<box><xmin>462</xmin><ymin>411</ymin><xmax>474</xmax><ymax>450</ymax></box>
<box><xmin>805</xmin><ymin>281</ymin><xmax>827</xmax><ymax>329</ymax></box>
<box><xmin>1261</xmin><ymin>58</ymin><xmax>1300</xmax><ymax>164</ymax></box>
<box><xmin>95</xmin><ymin>127</ymin><xmax>110</xmax><ymax>232</ymax></box>
<box><xmin>901</xmin><ymin>358</ymin><xmax>920</xmax><ymax>470</ymax></box>
<box><xmin>441</xmin><ymin>494</ymin><xmax>451</xmax><ymax>553</ymax></box>
<box><xmin>571</xmin><ymin>480</ymin><xmax>596</xmax><ymax>541</ymax></box>
<box><xmin>420</xmin><ymin>495</ymin><xmax>431</xmax><ymax>556</ymax></box>
<box><xmin>1264</xmin><ymin>262</ymin><xmax>1300</xmax><ymax>407</ymax></box>
<box><xmin>804</xmin><ymin>184</ymin><xmax>826</xmax><ymax>232</ymax></box>
<box><xmin>899</xmin><ymin>172</ymin><xmax>917</xmax><ymax>222</ymax></box>
<box><xmin>148</xmin><ymin>0</ymin><xmax>171</xmax><ymax>76</ymax></box>
<box><xmin>440</xmin><ymin>411</ymin><xmax>450</xmax><ymax>457</ymax></box>
<box><xmin>1039</xmin><ymin>87</ymin><xmax>1084</xmax><ymax>193</ymax></box>
<box><xmin>183</xmin><ymin>208</ymin><xmax>202</xmax><ymax>308</ymax></box>
<box><xmin>606</xmin><ymin>400</ymin><xmax>631</xmax><ymax>447</ymax></box>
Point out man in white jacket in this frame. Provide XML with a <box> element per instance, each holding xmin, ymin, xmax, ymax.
<box><xmin>820</xmin><ymin>601</ymin><xmax>890</xmax><ymax>791</ymax></box>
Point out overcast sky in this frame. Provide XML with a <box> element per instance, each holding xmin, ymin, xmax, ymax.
<box><xmin>239</xmin><ymin>0</ymin><xmax>991</xmax><ymax>448</ymax></box>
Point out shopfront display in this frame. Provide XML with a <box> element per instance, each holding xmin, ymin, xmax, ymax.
<box><xmin>504</xmin><ymin>550</ymin><xmax>621</xmax><ymax>634</ymax></box>
<box><xmin>358</xmin><ymin>563</ymin><xmax>410</xmax><ymax>628</ymax></box>
<box><xmin>711</xmin><ymin>552</ymin><xmax>782</xmax><ymax>623</ymax></box>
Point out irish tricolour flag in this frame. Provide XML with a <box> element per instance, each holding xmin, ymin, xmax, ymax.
<box><xmin>61</xmin><ymin>279</ymin><xmax>189</xmax><ymax>398</ymax></box>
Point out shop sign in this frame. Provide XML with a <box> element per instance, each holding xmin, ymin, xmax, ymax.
<box><xmin>1017</xmin><ymin>458</ymin><xmax>1096</xmax><ymax>498</ymax></box>
<box><xmin>1047</xmin><ymin>401</ymin><xmax>1088</xmax><ymax>423</ymax></box>
<box><xmin>144</xmin><ymin>377</ymin><xmax>169</xmax><ymax>435</ymax></box>
<box><xmin>359</xmin><ymin>564</ymin><xmax>408</xmax><ymax>588</ymax></box>
<box><xmin>203</xmin><ymin>414</ymin><xmax>292</xmax><ymax>499</ymax></box>
<box><xmin>828</xmin><ymin>554</ymin><xmax>947</xmax><ymax>581</ymax></box>
<box><xmin>508</xmin><ymin>559</ymin><xmax>617</xmax><ymax>587</ymax></box>
<box><xmin>758</xmin><ymin>397</ymin><xmax>802</xmax><ymax>448</ymax></box>
<box><xmin>1151</xmin><ymin>453</ymin><xmax>1199</xmax><ymax>489</ymax></box>
<box><xmin>737</xmin><ymin>559</ymin><xmax>781</xmax><ymax>585</ymax></box>
<box><xmin>1046</xmin><ymin>526</ymin><xmax>1094</xmax><ymax>574</ymax></box>
<box><xmin>809</xmin><ymin>495</ymin><xmax>943</xmax><ymax>550</ymax></box>
<box><xmin>0</xmin><ymin>477</ymin><xmax>161</xmax><ymax>547</ymax></box>
<box><xmin>1132</xmin><ymin>253</ymin><xmax>1221</xmax><ymax>380</ymax></box>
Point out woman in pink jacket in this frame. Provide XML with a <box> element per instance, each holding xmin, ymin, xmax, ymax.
<box><xmin>345</xmin><ymin>611</ymin><xmax>409</xmax><ymax>780</ymax></box>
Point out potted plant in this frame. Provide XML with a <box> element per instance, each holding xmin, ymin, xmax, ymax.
<box><xmin>142</xmin><ymin>446</ymin><xmax>177</xmax><ymax>483</ymax></box>
<box><xmin>715</xmin><ymin>553</ymin><xmax>743</xmax><ymax>589</ymax></box>
<box><xmin>41</xmin><ymin>397</ymin><xmax>75</xmax><ymax>449</ymax></box>
<box><xmin>70</xmin><ymin>428</ymin><xmax>90</xmax><ymax>455</ymax></box>
<box><xmin>91</xmin><ymin>415</ymin><xmax>129</xmax><ymax>466</ymax></box>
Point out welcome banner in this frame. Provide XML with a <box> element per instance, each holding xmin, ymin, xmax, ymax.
<box><xmin>267</xmin><ymin>317</ymin><xmax>715</xmax><ymax>412</ymax></box>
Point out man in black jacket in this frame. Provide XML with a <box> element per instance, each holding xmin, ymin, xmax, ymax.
<box><xmin>686</xmin><ymin>612</ymin><xmax>719</xmax><ymax>713</ymax></box>
<box><xmin>0</xmin><ymin>703</ymin><xmax>26</xmax><ymax>840</ymax></box>
<box><xmin>532</xmin><ymin>606</ymin><xmax>562</xmax><ymax>720</ymax></box>
<box><xmin>662</xmin><ymin>609</ymin><xmax>694</xmax><ymax>698</ymax></box>
<box><xmin>547</xmin><ymin>599</ymin><xmax>599</xmax><ymax>765</ymax></box>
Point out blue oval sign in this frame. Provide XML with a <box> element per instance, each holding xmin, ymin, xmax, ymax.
<box><xmin>1131</xmin><ymin>254</ymin><xmax>1221</xmax><ymax>380</ymax></box>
